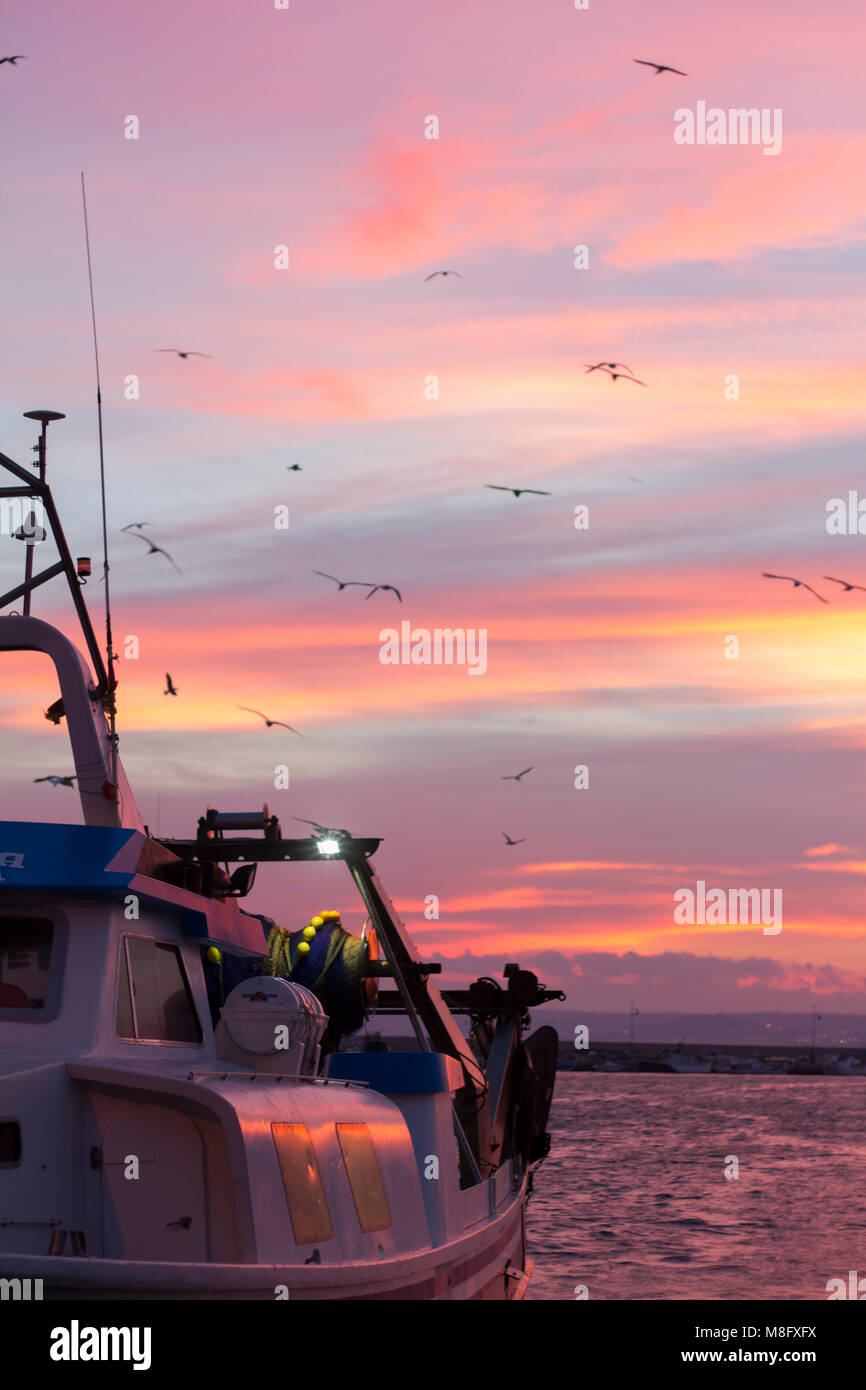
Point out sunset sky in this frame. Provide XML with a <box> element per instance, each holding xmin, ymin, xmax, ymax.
<box><xmin>1</xmin><ymin>0</ymin><xmax>865</xmax><ymax>1013</ymax></box>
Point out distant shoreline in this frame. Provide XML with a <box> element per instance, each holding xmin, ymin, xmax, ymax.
<box><xmin>345</xmin><ymin>1031</ymin><xmax>866</xmax><ymax>1073</ymax></box>
<box><xmin>558</xmin><ymin>1039</ymin><xmax>866</xmax><ymax>1074</ymax></box>
<box><xmin>569</xmin><ymin>1039</ymin><xmax>866</xmax><ymax>1060</ymax></box>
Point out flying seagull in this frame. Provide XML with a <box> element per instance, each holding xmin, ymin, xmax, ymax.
<box><xmin>634</xmin><ymin>59</ymin><xmax>688</xmax><ymax>76</ymax></box>
<box><xmin>153</xmin><ymin>349</ymin><xmax>212</xmax><ymax>359</ymax></box>
<box><xmin>364</xmin><ymin>584</ymin><xmax>402</xmax><ymax>603</ymax></box>
<box><xmin>237</xmin><ymin>706</ymin><xmax>304</xmax><ymax>736</ymax></box>
<box><xmin>121</xmin><ymin>522</ymin><xmax>153</xmax><ymax>532</ymax></box>
<box><xmin>33</xmin><ymin>775</ymin><xmax>77</xmax><ymax>787</ymax></box>
<box><xmin>129</xmin><ymin>531</ymin><xmax>182</xmax><ymax>574</ymax></box>
<box><xmin>502</xmin><ymin>768</ymin><xmax>533</xmax><ymax>782</ymax></box>
<box><xmin>0</xmin><ymin>56</ymin><xmax>27</xmax><ymax>66</ymax></box>
<box><xmin>293</xmin><ymin>816</ymin><xmax>353</xmax><ymax>837</ymax></box>
<box><xmin>762</xmin><ymin>573</ymin><xmax>828</xmax><ymax>603</ymax></box>
<box><xmin>502</xmin><ymin>832</ymin><xmax>526</xmax><ymax>846</ymax></box>
<box><xmin>313</xmin><ymin>571</ymin><xmax>375</xmax><ymax>592</ymax></box>
<box><xmin>286</xmin><ymin>464</ymin><xmax>302</xmax><ymax>471</ymax></box>
<box><xmin>164</xmin><ymin>673</ymin><xmax>178</xmax><ymax>696</ymax></box>
<box><xmin>424</xmin><ymin>270</ymin><xmax>462</xmax><ymax>280</ymax></box>
<box><xmin>823</xmin><ymin>576</ymin><xmax>866</xmax><ymax>593</ymax></box>
<box><xmin>585</xmin><ymin>366</ymin><xmax>646</xmax><ymax>385</ymax></box>
<box><xmin>485</xmin><ymin>485</ymin><xmax>551</xmax><ymax>498</ymax></box>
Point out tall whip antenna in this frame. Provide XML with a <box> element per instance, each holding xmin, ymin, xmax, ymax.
<box><xmin>80</xmin><ymin>172</ymin><xmax>119</xmax><ymax>799</ymax></box>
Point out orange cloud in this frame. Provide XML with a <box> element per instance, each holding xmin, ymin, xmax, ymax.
<box><xmin>803</xmin><ymin>843</ymin><xmax>858</xmax><ymax>858</ymax></box>
<box><xmin>802</xmin><ymin>860</ymin><xmax>866</xmax><ymax>876</ymax></box>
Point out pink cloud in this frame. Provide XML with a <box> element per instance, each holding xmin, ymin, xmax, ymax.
<box><xmin>608</xmin><ymin>135</ymin><xmax>866</xmax><ymax>267</ymax></box>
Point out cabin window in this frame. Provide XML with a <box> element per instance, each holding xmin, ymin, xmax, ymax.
<box><xmin>336</xmin><ymin>1123</ymin><xmax>392</xmax><ymax>1233</ymax></box>
<box><xmin>271</xmin><ymin>1123</ymin><xmax>334</xmax><ymax>1246</ymax></box>
<box><xmin>116</xmin><ymin>937</ymin><xmax>202</xmax><ymax>1044</ymax></box>
<box><xmin>0</xmin><ymin>917</ymin><xmax>53</xmax><ymax>1010</ymax></box>
<box><xmin>0</xmin><ymin>1121</ymin><xmax>21</xmax><ymax>1167</ymax></box>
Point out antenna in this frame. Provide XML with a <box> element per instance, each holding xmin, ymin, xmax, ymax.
<box><xmin>80</xmin><ymin>172</ymin><xmax>119</xmax><ymax>800</ymax></box>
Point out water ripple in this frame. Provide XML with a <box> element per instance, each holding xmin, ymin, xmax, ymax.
<box><xmin>526</xmin><ymin>1072</ymin><xmax>866</xmax><ymax>1300</ymax></box>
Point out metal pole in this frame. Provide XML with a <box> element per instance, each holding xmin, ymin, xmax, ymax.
<box><xmin>20</xmin><ymin>411</ymin><xmax>64</xmax><ymax>618</ymax></box>
<box><xmin>21</xmin><ymin>420</ymin><xmax>47</xmax><ymax>615</ymax></box>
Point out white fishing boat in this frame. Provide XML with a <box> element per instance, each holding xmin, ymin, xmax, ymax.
<box><xmin>0</xmin><ymin>412</ymin><xmax>563</xmax><ymax>1300</ymax></box>
<box><xmin>830</xmin><ymin>1055</ymin><xmax>866</xmax><ymax>1077</ymax></box>
<box><xmin>660</xmin><ymin>1048</ymin><xmax>712</xmax><ymax>1074</ymax></box>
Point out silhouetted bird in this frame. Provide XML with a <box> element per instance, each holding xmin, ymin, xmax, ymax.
<box><xmin>121</xmin><ymin>522</ymin><xmax>153</xmax><ymax>532</ymax></box>
<box><xmin>153</xmin><ymin>349</ymin><xmax>212</xmax><ymax>359</ymax></box>
<box><xmin>586</xmin><ymin>366</ymin><xmax>646</xmax><ymax>385</ymax></box>
<box><xmin>237</xmin><ymin>706</ymin><xmax>304</xmax><ymax>736</ymax></box>
<box><xmin>585</xmin><ymin>362</ymin><xmax>635</xmax><ymax>375</ymax></box>
<box><xmin>293</xmin><ymin>816</ymin><xmax>353</xmax><ymax>837</ymax></box>
<box><xmin>313</xmin><ymin>571</ymin><xmax>374</xmax><ymax>591</ymax></box>
<box><xmin>762</xmin><ymin>573</ymin><xmax>828</xmax><ymax>603</ymax></box>
<box><xmin>502</xmin><ymin>832</ymin><xmax>525</xmax><ymax>846</ymax></box>
<box><xmin>502</xmin><ymin>768</ymin><xmax>533</xmax><ymax>781</ymax></box>
<box><xmin>164</xmin><ymin>674</ymin><xmax>178</xmax><ymax>696</ymax></box>
<box><xmin>424</xmin><ymin>270</ymin><xmax>462</xmax><ymax>280</ymax></box>
<box><xmin>634</xmin><ymin>59</ymin><xmax>688</xmax><ymax>75</ymax></box>
<box><xmin>365</xmin><ymin>584</ymin><xmax>402</xmax><ymax>603</ymax></box>
<box><xmin>0</xmin><ymin>56</ymin><xmax>27</xmax><ymax>66</ymax></box>
<box><xmin>823</xmin><ymin>576</ymin><xmax>866</xmax><ymax>593</ymax></box>
<box><xmin>129</xmin><ymin>532</ymin><xmax>182</xmax><ymax>574</ymax></box>
<box><xmin>485</xmin><ymin>485</ymin><xmax>551</xmax><ymax>497</ymax></box>
<box><xmin>33</xmin><ymin>775</ymin><xmax>76</xmax><ymax>787</ymax></box>
<box><xmin>286</xmin><ymin>464</ymin><xmax>302</xmax><ymax>471</ymax></box>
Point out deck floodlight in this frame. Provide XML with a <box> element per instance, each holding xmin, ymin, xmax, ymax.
<box><xmin>317</xmin><ymin>837</ymin><xmax>341</xmax><ymax>856</ymax></box>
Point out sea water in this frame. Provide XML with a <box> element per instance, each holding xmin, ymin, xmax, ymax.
<box><xmin>526</xmin><ymin>1072</ymin><xmax>866</xmax><ymax>1300</ymax></box>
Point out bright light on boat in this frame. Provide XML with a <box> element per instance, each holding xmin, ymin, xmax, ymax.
<box><xmin>317</xmin><ymin>837</ymin><xmax>341</xmax><ymax>856</ymax></box>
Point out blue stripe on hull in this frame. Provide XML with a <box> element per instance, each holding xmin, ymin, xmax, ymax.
<box><xmin>0</xmin><ymin>821</ymin><xmax>138</xmax><ymax>890</ymax></box>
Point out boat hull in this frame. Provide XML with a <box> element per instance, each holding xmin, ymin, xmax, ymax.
<box><xmin>0</xmin><ymin>1190</ymin><xmax>529</xmax><ymax>1300</ymax></box>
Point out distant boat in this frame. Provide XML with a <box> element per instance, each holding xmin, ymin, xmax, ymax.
<box><xmin>660</xmin><ymin>1048</ymin><xmax>712</xmax><ymax>1074</ymax></box>
<box><xmin>833</xmin><ymin>1056</ymin><xmax>866</xmax><ymax>1076</ymax></box>
<box><xmin>787</xmin><ymin>1057</ymin><xmax>824</xmax><ymax>1075</ymax></box>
